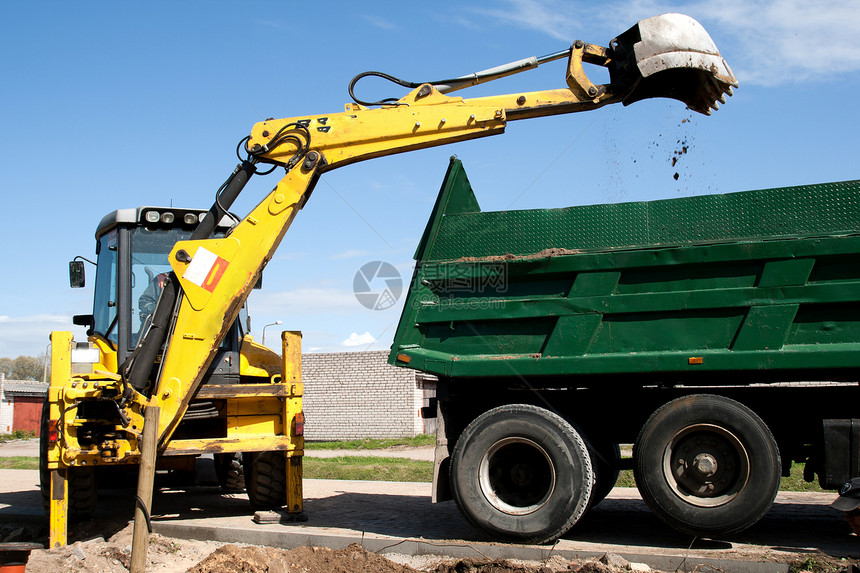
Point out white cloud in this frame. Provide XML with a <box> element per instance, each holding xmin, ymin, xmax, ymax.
<box><xmin>472</xmin><ymin>0</ymin><xmax>582</xmax><ymax>41</ymax></box>
<box><xmin>0</xmin><ymin>314</ymin><xmax>86</xmax><ymax>358</ymax></box>
<box><xmin>468</xmin><ymin>0</ymin><xmax>860</xmax><ymax>85</ymax></box>
<box><xmin>271</xmin><ymin>251</ymin><xmax>308</xmax><ymax>262</ymax></box>
<box><xmin>341</xmin><ymin>331</ymin><xmax>377</xmax><ymax>347</ymax></box>
<box><xmin>632</xmin><ymin>0</ymin><xmax>860</xmax><ymax>86</ymax></box>
<box><xmin>360</xmin><ymin>15</ymin><xmax>399</xmax><ymax>31</ymax></box>
<box><xmin>249</xmin><ymin>288</ymin><xmax>358</xmax><ymax>316</ymax></box>
<box><xmin>330</xmin><ymin>249</ymin><xmax>371</xmax><ymax>260</ymax></box>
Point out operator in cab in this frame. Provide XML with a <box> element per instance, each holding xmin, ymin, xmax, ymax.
<box><xmin>139</xmin><ymin>272</ymin><xmax>170</xmax><ymax>323</ymax></box>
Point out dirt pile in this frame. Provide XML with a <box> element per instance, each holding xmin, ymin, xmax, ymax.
<box><xmin>189</xmin><ymin>543</ymin><xmax>416</xmax><ymax>573</ymax></box>
<box><xmin>22</xmin><ymin>533</ymin><xmax>669</xmax><ymax>573</ymax></box>
<box><xmin>24</xmin><ymin>524</ymin><xmax>223</xmax><ymax>573</ymax></box>
<box><xmin>185</xmin><ymin>543</ymin><xmax>659</xmax><ymax>573</ymax></box>
<box><xmin>454</xmin><ymin>248</ymin><xmax>583</xmax><ymax>263</ymax></box>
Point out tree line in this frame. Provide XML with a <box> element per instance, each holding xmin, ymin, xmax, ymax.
<box><xmin>0</xmin><ymin>355</ymin><xmax>48</xmax><ymax>382</ymax></box>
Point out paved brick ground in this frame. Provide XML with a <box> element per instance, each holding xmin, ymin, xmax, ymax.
<box><xmin>2</xmin><ymin>467</ymin><xmax>856</xmax><ymax>568</ymax></box>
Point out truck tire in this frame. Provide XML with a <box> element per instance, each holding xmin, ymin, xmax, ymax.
<box><xmin>39</xmin><ymin>397</ymin><xmax>98</xmax><ymax>521</ymax></box>
<box><xmin>588</xmin><ymin>441</ymin><xmax>621</xmax><ymax>509</ymax></box>
<box><xmin>633</xmin><ymin>394</ymin><xmax>780</xmax><ymax>537</ymax></box>
<box><xmin>214</xmin><ymin>453</ymin><xmax>245</xmax><ymax>492</ymax></box>
<box><xmin>449</xmin><ymin>404</ymin><xmax>593</xmax><ymax>544</ymax></box>
<box><xmin>243</xmin><ymin>451</ymin><xmax>286</xmax><ymax>509</ymax></box>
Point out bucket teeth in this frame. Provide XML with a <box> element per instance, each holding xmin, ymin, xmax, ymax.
<box><xmin>608</xmin><ymin>13</ymin><xmax>738</xmax><ymax>115</ymax></box>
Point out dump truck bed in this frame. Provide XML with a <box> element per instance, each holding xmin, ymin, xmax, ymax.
<box><xmin>389</xmin><ymin>158</ymin><xmax>860</xmax><ymax>384</ymax></box>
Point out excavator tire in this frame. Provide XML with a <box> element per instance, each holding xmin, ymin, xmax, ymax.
<box><xmin>243</xmin><ymin>451</ymin><xmax>286</xmax><ymax>508</ymax></box>
<box><xmin>39</xmin><ymin>397</ymin><xmax>98</xmax><ymax>521</ymax></box>
<box><xmin>215</xmin><ymin>452</ymin><xmax>245</xmax><ymax>492</ymax></box>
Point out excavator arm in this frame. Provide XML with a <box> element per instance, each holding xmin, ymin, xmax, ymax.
<box><xmin>129</xmin><ymin>13</ymin><xmax>737</xmax><ymax>446</ymax></box>
<box><xmin>47</xmin><ymin>14</ymin><xmax>738</xmax><ymax>556</ymax></box>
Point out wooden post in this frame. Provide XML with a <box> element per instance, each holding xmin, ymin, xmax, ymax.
<box><xmin>130</xmin><ymin>404</ymin><xmax>160</xmax><ymax>573</ymax></box>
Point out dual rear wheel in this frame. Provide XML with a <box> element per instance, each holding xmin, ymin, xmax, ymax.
<box><xmin>449</xmin><ymin>395</ymin><xmax>780</xmax><ymax>543</ymax></box>
<box><xmin>634</xmin><ymin>394</ymin><xmax>781</xmax><ymax>537</ymax></box>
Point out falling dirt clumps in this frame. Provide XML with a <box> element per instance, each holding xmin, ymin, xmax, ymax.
<box><xmin>670</xmin><ymin>117</ymin><xmax>692</xmax><ymax>182</ymax></box>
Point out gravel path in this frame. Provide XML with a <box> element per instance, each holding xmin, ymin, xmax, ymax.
<box><xmin>0</xmin><ymin>438</ymin><xmax>38</xmax><ymax>457</ymax></box>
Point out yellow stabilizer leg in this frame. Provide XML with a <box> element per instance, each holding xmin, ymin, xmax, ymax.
<box><xmin>49</xmin><ymin>469</ymin><xmax>68</xmax><ymax>548</ymax></box>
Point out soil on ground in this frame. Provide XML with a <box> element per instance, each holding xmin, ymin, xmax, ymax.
<box><xmin>8</xmin><ymin>520</ymin><xmax>852</xmax><ymax>573</ymax></box>
<box><xmin>14</xmin><ymin>522</ymin><xmax>665</xmax><ymax>573</ymax></box>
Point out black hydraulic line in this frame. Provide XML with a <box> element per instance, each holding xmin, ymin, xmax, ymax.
<box><xmin>124</xmin><ymin>275</ymin><xmax>179</xmax><ymax>393</ymax></box>
<box><xmin>123</xmin><ymin>160</ymin><xmax>257</xmax><ymax>395</ymax></box>
<box><xmin>193</xmin><ymin>159</ymin><xmax>257</xmax><ymax>240</ymax></box>
<box><xmin>348</xmin><ymin>48</ymin><xmax>572</xmax><ymax>106</ymax></box>
<box><xmin>135</xmin><ymin>496</ymin><xmax>153</xmax><ymax>533</ymax></box>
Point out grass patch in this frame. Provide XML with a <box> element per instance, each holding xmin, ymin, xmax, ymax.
<box><xmin>0</xmin><ymin>430</ymin><xmax>35</xmax><ymax>443</ymax></box>
<box><xmin>305</xmin><ymin>435</ymin><xmax>434</xmax><ymax>451</ymax></box>
<box><xmin>0</xmin><ymin>453</ymin><xmax>826</xmax><ymax>491</ymax></box>
<box><xmin>0</xmin><ymin>457</ymin><xmax>39</xmax><ymax>470</ymax></box>
<box><xmin>615</xmin><ymin>461</ymin><xmax>825</xmax><ymax>492</ymax></box>
<box><xmin>788</xmin><ymin>554</ymin><xmax>845</xmax><ymax>573</ymax></box>
<box><xmin>303</xmin><ymin>456</ymin><xmax>432</xmax><ymax>482</ymax></box>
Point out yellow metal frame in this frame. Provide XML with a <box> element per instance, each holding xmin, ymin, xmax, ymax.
<box><xmin>152</xmin><ymin>47</ymin><xmax>624</xmax><ymax>448</ymax></box>
<box><xmin>46</xmin><ymin>329</ymin><xmax>305</xmax><ymax>546</ymax></box>
<box><xmin>44</xmin><ymin>45</ymin><xmax>619</xmax><ymax>547</ymax></box>
<box><xmin>46</xmin><ymin>31</ymin><xmax>728</xmax><ymax>544</ymax></box>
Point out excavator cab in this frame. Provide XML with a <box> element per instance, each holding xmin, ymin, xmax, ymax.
<box><xmin>69</xmin><ymin>207</ymin><xmax>247</xmax><ymax>382</ymax></box>
<box><xmin>46</xmin><ymin>206</ymin><xmax>301</xmax><ymax>547</ymax></box>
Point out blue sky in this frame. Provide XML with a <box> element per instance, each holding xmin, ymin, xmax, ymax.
<box><xmin>1</xmin><ymin>0</ymin><xmax>859</xmax><ymax>358</ymax></box>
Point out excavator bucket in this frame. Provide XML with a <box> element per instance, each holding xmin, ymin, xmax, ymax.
<box><xmin>609</xmin><ymin>13</ymin><xmax>738</xmax><ymax>115</ymax></box>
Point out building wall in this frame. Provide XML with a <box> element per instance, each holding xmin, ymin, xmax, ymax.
<box><xmin>301</xmin><ymin>350</ymin><xmax>432</xmax><ymax>441</ymax></box>
<box><xmin>0</xmin><ymin>353</ymin><xmax>430</xmax><ymax>440</ymax></box>
<box><xmin>0</xmin><ymin>374</ymin><xmax>12</xmax><ymax>434</ymax></box>
<box><xmin>0</xmin><ymin>374</ymin><xmax>49</xmax><ymax>435</ymax></box>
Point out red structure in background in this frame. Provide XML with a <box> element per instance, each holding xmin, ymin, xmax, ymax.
<box><xmin>0</xmin><ymin>375</ymin><xmax>47</xmax><ymax>435</ymax></box>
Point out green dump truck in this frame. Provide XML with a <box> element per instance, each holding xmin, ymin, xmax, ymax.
<box><xmin>389</xmin><ymin>157</ymin><xmax>860</xmax><ymax>543</ymax></box>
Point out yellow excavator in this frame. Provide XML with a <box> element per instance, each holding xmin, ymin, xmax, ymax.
<box><xmin>44</xmin><ymin>12</ymin><xmax>736</xmax><ymax>558</ymax></box>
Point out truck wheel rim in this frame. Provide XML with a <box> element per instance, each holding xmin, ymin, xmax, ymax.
<box><xmin>662</xmin><ymin>423</ymin><xmax>750</xmax><ymax>508</ymax></box>
<box><xmin>479</xmin><ymin>437</ymin><xmax>556</xmax><ymax>516</ymax></box>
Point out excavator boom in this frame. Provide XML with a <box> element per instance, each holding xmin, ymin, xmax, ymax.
<box><xmin>46</xmin><ymin>14</ymin><xmax>737</xmax><ymax>556</ymax></box>
<box><xmin>148</xmin><ymin>14</ymin><xmax>736</xmax><ymax>447</ymax></box>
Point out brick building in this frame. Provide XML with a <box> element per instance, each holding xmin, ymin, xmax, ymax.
<box><xmin>301</xmin><ymin>350</ymin><xmax>436</xmax><ymax>441</ymax></box>
<box><xmin>0</xmin><ymin>373</ymin><xmax>48</xmax><ymax>435</ymax></box>
<box><xmin>0</xmin><ymin>352</ymin><xmax>432</xmax><ymax>440</ymax></box>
